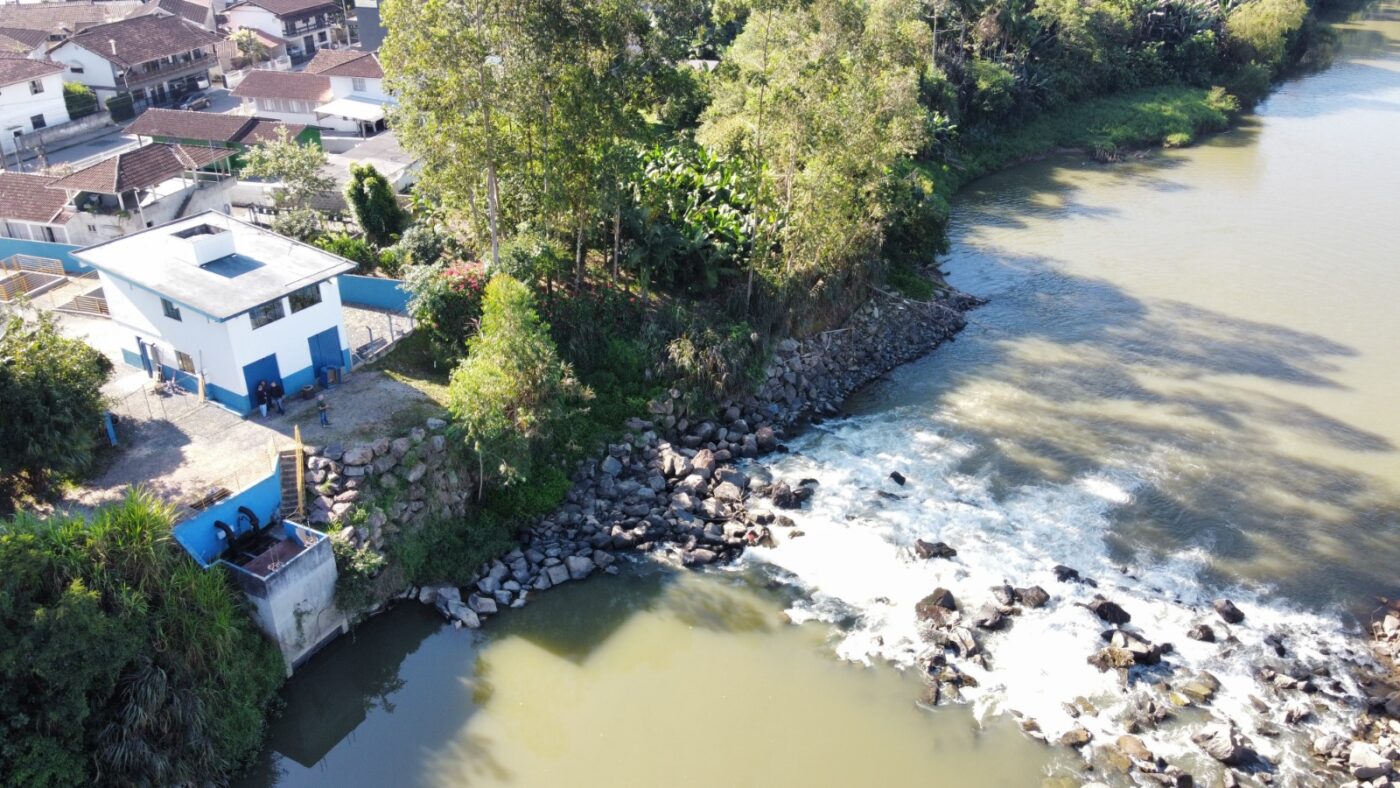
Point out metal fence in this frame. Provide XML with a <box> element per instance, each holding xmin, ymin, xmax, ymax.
<box><xmin>109</xmin><ymin>381</ymin><xmax>209</xmax><ymax>425</ymax></box>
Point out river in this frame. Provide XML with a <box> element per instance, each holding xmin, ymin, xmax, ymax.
<box><xmin>243</xmin><ymin>6</ymin><xmax>1400</xmax><ymax>786</ymax></box>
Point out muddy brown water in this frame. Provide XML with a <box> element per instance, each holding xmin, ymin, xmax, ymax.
<box><xmin>242</xmin><ymin>7</ymin><xmax>1400</xmax><ymax>786</ymax></box>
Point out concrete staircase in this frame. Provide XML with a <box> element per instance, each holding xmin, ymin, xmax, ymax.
<box><xmin>277</xmin><ymin>448</ymin><xmax>301</xmax><ymax>520</ymax></box>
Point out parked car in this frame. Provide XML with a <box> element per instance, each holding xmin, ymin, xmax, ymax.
<box><xmin>178</xmin><ymin>92</ymin><xmax>210</xmax><ymax>111</ymax></box>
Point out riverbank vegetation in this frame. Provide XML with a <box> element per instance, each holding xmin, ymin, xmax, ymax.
<box><xmin>379</xmin><ymin>0</ymin><xmax>1326</xmax><ymax>521</ymax></box>
<box><xmin>0</xmin><ymin>492</ymin><xmax>281</xmax><ymax>786</ymax></box>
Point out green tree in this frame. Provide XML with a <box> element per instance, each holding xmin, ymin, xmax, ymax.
<box><xmin>62</xmin><ymin>82</ymin><xmax>97</xmax><ymax>119</ymax></box>
<box><xmin>345</xmin><ymin>163</ymin><xmax>405</xmax><ymax>247</ymax></box>
<box><xmin>1227</xmin><ymin>0</ymin><xmax>1308</xmax><ymax>70</ymax></box>
<box><xmin>241</xmin><ymin>127</ymin><xmax>335</xmax><ymax>237</ymax></box>
<box><xmin>230</xmin><ymin>28</ymin><xmax>268</xmax><ymax>63</ymax></box>
<box><xmin>0</xmin><ymin>312</ymin><xmax>113</xmax><ymax>500</ymax></box>
<box><xmin>446</xmin><ymin>274</ymin><xmax>581</xmax><ymax>497</ymax></box>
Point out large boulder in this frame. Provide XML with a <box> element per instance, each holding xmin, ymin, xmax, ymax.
<box><xmin>1213</xmin><ymin>598</ymin><xmax>1245</xmax><ymax>624</ymax></box>
<box><xmin>916</xmin><ymin>588</ymin><xmax>957</xmax><ymax>626</ymax></box>
<box><xmin>1087</xmin><ymin>596</ymin><xmax>1131</xmax><ymax>625</ymax></box>
<box><xmin>342</xmin><ymin>445</ymin><xmax>374</xmax><ymax>466</ymax></box>
<box><xmin>691</xmin><ymin>449</ymin><xmax>717</xmax><ymax>480</ymax></box>
<box><xmin>1186</xmin><ymin>623</ymin><xmax>1216</xmax><ymax>642</ymax></box>
<box><xmin>1192</xmin><ymin>721</ymin><xmax>1254</xmax><ymax>766</ymax></box>
<box><xmin>446</xmin><ymin>600</ymin><xmax>480</xmax><ymax>628</ymax></box>
<box><xmin>565</xmin><ymin>554</ymin><xmax>596</xmax><ymax>580</ymax></box>
<box><xmin>1015</xmin><ymin>586</ymin><xmax>1050</xmax><ymax>608</ymax></box>
<box><xmin>1348</xmin><ymin>742</ymin><xmax>1394</xmax><ymax>781</ymax></box>
<box><xmin>914</xmin><ymin>539</ymin><xmax>957</xmax><ymax>560</ymax></box>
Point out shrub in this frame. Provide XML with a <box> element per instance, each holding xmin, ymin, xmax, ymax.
<box><xmin>388</xmin><ymin>511</ymin><xmax>516</xmax><ymax>586</ymax></box>
<box><xmin>345</xmin><ymin>163</ymin><xmax>405</xmax><ymax>247</ymax></box>
<box><xmin>1</xmin><ymin>312</ymin><xmax>113</xmax><ymax>500</ymax></box>
<box><xmin>446</xmin><ymin>274</ymin><xmax>585</xmax><ymax>493</ymax></box>
<box><xmin>315</xmin><ymin>232</ymin><xmax>378</xmax><ymax>271</ymax></box>
<box><xmin>393</xmin><ymin>223</ymin><xmax>454</xmax><ymax>268</ymax></box>
<box><xmin>62</xmin><ymin>82</ymin><xmax>97</xmax><ymax>119</ymax></box>
<box><xmin>331</xmin><ymin>532</ymin><xmax>387</xmax><ymax>614</ymax></box>
<box><xmin>0</xmin><ymin>492</ymin><xmax>282</xmax><ymax>785</ymax></box>
<box><xmin>404</xmin><ymin>260</ymin><xmax>489</xmax><ymax>361</ymax></box>
<box><xmin>1228</xmin><ymin>0</ymin><xmax>1309</xmax><ymax>69</ymax></box>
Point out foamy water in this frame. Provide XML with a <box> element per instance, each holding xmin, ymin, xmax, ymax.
<box><xmin>742</xmin><ymin>408</ymin><xmax>1373</xmax><ymax>774</ymax></box>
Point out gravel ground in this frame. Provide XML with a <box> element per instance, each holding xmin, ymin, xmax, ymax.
<box><xmin>65</xmin><ymin>366</ymin><xmax>444</xmax><ymax>512</ymax></box>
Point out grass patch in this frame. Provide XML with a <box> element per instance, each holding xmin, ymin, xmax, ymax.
<box><xmin>886</xmin><ymin>263</ymin><xmax>937</xmax><ymax>300</ymax></box>
<box><xmin>957</xmin><ymin>85</ymin><xmax>1240</xmax><ymax>182</ymax></box>
<box><xmin>374</xmin><ymin>331</ymin><xmax>452</xmax><ymax>405</ymax></box>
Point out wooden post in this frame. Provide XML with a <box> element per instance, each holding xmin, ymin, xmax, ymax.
<box><xmin>294</xmin><ymin>425</ymin><xmax>306</xmax><ymax>520</ymax></box>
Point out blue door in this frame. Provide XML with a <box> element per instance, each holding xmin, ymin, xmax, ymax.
<box><xmin>137</xmin><ymin>337</ymin><xmax>153</xmax><ymax>377</ymax></box>
<box><xmin>307</xmin><ymin>327</ymin><xmax>342</xmax><ymax>386</ymax></box>
<box><xmin>241</xmin><ymin>353</ymin><xmax>281</xmax><ymax>412</ymax></box>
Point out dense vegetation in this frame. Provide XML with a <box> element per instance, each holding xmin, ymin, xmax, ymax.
<box><xmin>0</xmin><ymin>493</ymin><xmax>282</xmax><ymax>786</ymax></box>
<box><xmin>0</xmin><ymin>312</ymin><xmax>113</xmax><ymax>506</ymax></box>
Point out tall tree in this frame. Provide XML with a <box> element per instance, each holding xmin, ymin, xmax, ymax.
<box><xmin>0</xmin><ymin>312</ymin><xmax>113</xmax><ymax>500</ymax></box>
<box><xmin>345</xmin><ymin>163</ymin><xmax>405</xmax><ymax>247</ymax></box>
<box><xmin>240</xmin><ymin>127</ymin><xmax>335</xmax><ymax>238</ymax></box>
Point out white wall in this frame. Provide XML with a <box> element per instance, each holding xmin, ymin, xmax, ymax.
<box><xmin>0</xmin><ymin>71</ymin><xmax>72</xmax><ymax>152</ymax></box>
<box><xmin>98</xmin><ymin>269</ymin><xmax>243</xmax><ymax>395</ymax></box>
<box><xmin>226</xmin><ymin>7</ymin><xmax>281</xmax><ymax>42</ymax></box>
<box><xmin>49</xmin><ymin>42</ymin><xmax>119</xmax><ymax>104</ymax></box>
<box><xmin>63</xmin><ymin>179</ymin><xmax>235</xmax><ymax>246</ymax></box>
<box><xmin>327</xmin><ymin>73</ymin><xmax>386</xmax><ymax>102</ymax></box>
<box><xmin>239</xmin><ymin>96</ymin><xmax>321</xmax><ymax>127</ymax></box>
<box><xmin>224</xmin><ymin>276</ymin><xmax>348</xmax><ymax>386</ymax></box>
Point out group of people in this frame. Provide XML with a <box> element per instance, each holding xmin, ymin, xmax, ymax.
<box><xmin>253</xmin><ymin>379</ymin><xmax>285</xmax><ymax>417</ymax></box>
<box><xmin>253</xmin><ymin>379</ymin><xmax>331</xmax><ymax>426</ymax></box>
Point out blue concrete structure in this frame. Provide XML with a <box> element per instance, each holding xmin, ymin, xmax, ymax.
<box><xmin>173</xmin><ymin>467</ymin><xmax>282</xmax><ymax>567</ymax></box>
<box><xmin>0</xmin><ymin>239</ymin><xmax>87</xmax><ymax>273</ymax></box>
<box><xmin>338</xmin><ymin>274</ymin><xmax>411</xmax><ymax>313</ymax></box>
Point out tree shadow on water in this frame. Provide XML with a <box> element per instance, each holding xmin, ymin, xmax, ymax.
<box><xmin>894</xmin><ymin>244</ymin><xmax>1400</xmax><ymax>615</ymax></box>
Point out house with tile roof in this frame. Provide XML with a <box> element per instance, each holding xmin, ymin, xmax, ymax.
<box><xmin>130</xmin><ymin>0</ymin><xmax>218</xmax><ymax>33</ymax></box>
<box><xmin>74</xmin><ymin>211</ymin><xmax>356</xmax><ymax>414</ymax></box>
<box><xmin>229</xmin><ymin>68</ymin><xmax>330</xmax><ymax>127</ymax></box>
<box><xmin>0</xmin><ymin>57</ymin><xmax>69</xmax><ymax>155</ymax></box>
<box><xmin>226</xmin><ymin>0</ymin><xmax>344</xmax><ymax>64</ymax></box>
<box><xmin>0</xmin><ymin>1</ymin><xmax>142</xmax><ymax>43</ymax></box>
<box><xmin>47</xmin><ymin>13</ymin><xmax>220</xmax><ymax>110</ymax></box>
<box><xmin>0</xmin><ymin>171</ymin><xmax>73</xmax><ymax>243</ymax></box>
<box><xmin>127</xmin><ymin>107</ymin><xmax>320</xmax><ymax>169</ymax></box>
<box><xmin>302</xmin><ymin>48</ymin><xmax>390</xmax><ymax>135</ymax></box>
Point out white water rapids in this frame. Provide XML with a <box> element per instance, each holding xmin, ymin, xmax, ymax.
<box><xmin>741</xmin><ymin>408</ymin><xmax>1374</xmax><ymax>775</ymax></box>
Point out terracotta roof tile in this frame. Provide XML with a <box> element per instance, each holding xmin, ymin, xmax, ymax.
<box><xmin>237</xmin><ymin>118</ymin><xmax>307</xmax><ymax>144</ymax></box>
<box><xmin>0</xmin><ymin>1</ymin><xmax>139</xmax><ymax>36</ymax></box>
<box><xmin>227</xmin><ymin>0</ymin><xmax>340</xmax><ymax>18</ymax></box>
<box><xmin>304</xmin><ymin>49</ymin><xmax>381</xmax><ymax>79</ymax></box>
<box><xmin>0</xmin><ymin>57</ymin><xmax>63</xmax><ymax>88</ymax></box>
<box><xmin>0</xmin><ymin>26</ymin><xmax>47</xmax><ymax>49</ymax></box>
<box><xmin>230</xmin><ymin>69</ymin><xmax>330</xmax><ymax>102</ymax></box>
<box><xmin>46</xmin><ymin>143</ymin><xmax>215</xmax><ymax>194</ymax></box>
<box><xmin>128</xmin><ymin>107</ymin><xmax>255</xmax><ymax>142</ymax></box>
<box><xmin>0</xmin><ymin>172</ymin><xmax>68</xmax><ymax>224</ymax></box>
<box><xmin>129</xmin><ymin>0</ymin><xmax>211</xmax><ymax>28</ymax></box>
<box><xmin>65</xmin><ymin>14</ymin><xmax>219</xmax><ymax>68</ymax></box>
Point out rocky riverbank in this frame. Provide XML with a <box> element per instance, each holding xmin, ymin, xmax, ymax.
<box><xmin>403</xmin><ymin>287</ymin><xmax>976</xmax><ymax>625</ymax></box>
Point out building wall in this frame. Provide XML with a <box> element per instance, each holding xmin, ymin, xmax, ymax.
<box><xmin>338</xmin><ymin>273</ymin><xmax>408</xmax><ymax>312</ymax></box>
<box><xmin>223</xmin><ymin>275</ymin><xmax>350</xmax><ymax>405</ymax></box>
<box><xmin>99</xmin><ymin>267</ymin><xmax>244</xmax><ymax>404</ymax></box>
<box><xmin>227</xmin><ymin>7</ymin><xmax>282</xmax><ymax>43</ymax></box>
<box><xmin>51</xmin><ymin>42</ymin><xmax>120</xmax><ymax>104</ymax></box>
<box><xmin>0</xmin><ymin>71</ymin><xmax>72</xmax><ymax>152</ymax></box>
<box><xmin>239</xmin><ymin>96</ymin><xmax>322</xmax><ymax>127</ymax></box>
<box><xmin>172</xmin><ymin>463</ymin><xmax>282</xmax><ymax>565</ymax></box>
<box><xmin>236</xmin><ymin>530</ymin><xmax>346</xmax><ymax>675</ymax></box>
<box><xmin>327</xmin><ymin>73</ymin><xmax>386</xmax><ymax>102</ymax></box>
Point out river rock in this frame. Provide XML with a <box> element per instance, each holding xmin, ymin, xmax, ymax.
<box><xmin>1053</xmin><ymin>565</ymin><xmax>1080</xmax><ymax>583</ymax></box>
<box><xmin>915</xmin><ymin>540</ymin><xmax>957</xmax><ymax>560</ymax></box>
<box><xmin>600</xmin><ymin>455</ymin><xmax>623</xmax><ymax>477</ymax></box>
<box><xmin>991</xmin><ymin>584</ymin><xmax>1016</xmax><ymax>606</ymax></box>
<box><xmin>1088</xmin><ymin>647</ymin><xmax>1136</xmax><ymax>672</ymax></box>
<box><xmin>1060</xmin><ymin>727</ymin><xmax>1093</xmax><ymax>748</ymax></box>
<box><xmin>1192</xmin><ymin>721</ymin><xmax>1253</xmax><ymax>766</ymax></box>
<box><xmin>546</xmin><ymin>563</ymin><xmax>572</xmax><ymax>586</ymax></box>
<box><xmin>889</xmin><ymin>471</ymin><xmax>907</xmax><ymax>486</ymax></box>
<box><xmin>683</xmin><ymin>548</ymin><xmax>718</xmax><ymax>566</ymax></box>
<box><xmin>1348</xmin><ymin>742</ymin><xmax>1394</xmax><ymax>780</ymax></box>
<box><xmin>712</xmin><ymin>481</ymin><xmax>744</xmax><ymax>502</ymax></box>
<box><xmin>342</xmin><ymin>446</ymin><xmax>374</xmax><ymax>466</ymax></box>
<box><xmin>691</xmin><ymin>449</ymin><xmax>717</xmax><ymax>480</ymax></box>
<box><xmin>1214</xmin><ymin>598</ymin><xmax>1245</xmax><ymax>624</ymax></box>
<box><xmin>1015</xmin><ymin>586</ymin><xmax>1050</xmax><ymax>608</ymax></box>
<box><xmin>1087</xmin><ymin>596</ymin><xmax>1131</xmax><ymax>625</ymax></box>
<box><xmin>565</xmin><ymin>555</ymin><xmax>596</xmax><ymax>580</ymax></box>
<box><xmin>469</xmin><ymin>594</ymin><xmax>498</xmax><ymax>615</ymax></box>
<box><xmin>1117</xmin><ymin>735</ymin><xmax>1154</xmax><ymax>762</ymax></box>
<box><xmin>446</xmin><ymin>600</ymin><xmax>480</xmax><ymax>628</ymax></box>
<box><xmin>1179</xmin><ymin>671</ymin><xmax>1221</xmax><ymax>704</ymax></box>
<box><xmin>1186</xmin><ymin>623</ymin><xmax>1216</xmax><ymax>642</ymax></box>
<box><xmin>974</xmin><ymin>604</ymin><xmax>1007</xmax><ymax>631</ymax></box>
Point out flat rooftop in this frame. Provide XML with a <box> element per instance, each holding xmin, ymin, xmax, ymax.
<box><xmin>74</xmin><ymin>212</ymin><xmax>356</xmax><ymax>321</ymax></box>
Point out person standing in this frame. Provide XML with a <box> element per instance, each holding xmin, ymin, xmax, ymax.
<box><xmin>317</xmin><ymin>395</ymin><xmax>330</xmax><ymax>426</ymax></box>
<box><xmin>255</xmin><ymin>380</ymin><xmax>269</xmax><ymax>418</ymax></box>
<box><xmin>269</xmin><ymin>379</ymin><xmax>286</xmax><ymax>415</ymax></box>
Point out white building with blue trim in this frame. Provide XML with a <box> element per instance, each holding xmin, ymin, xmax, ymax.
<box><xmin>74</xmin><ymin>211</ymin><xmax>356</xmax><ymax>414</ymax></box>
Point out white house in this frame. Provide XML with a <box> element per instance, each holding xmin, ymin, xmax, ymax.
<box><xmin>225</xmin><ymin>0</ymin><xmax>344</xmax><ymax>64</ymax></box>
<box><xmin>231</xmin><ymin>48</ymin><xmax>392</xmax><ymax>135</ymax></box>
<box><xmin>0</xmin><ymin>171</ymin><xmax>73</xmax><ymax>243</ymax></box>
<box><xmin>229</xmin><ymin>69</ymin><xmax>330</xmax><ymax>128</ymax></box>
<box><xmin>47</xmin><ymin>13</ymin><xmax>220</xmax><ymax>109</ymax></box>
<box><xmin>0</xmin><ymin>57</ymin><xmax>69</xmax><ymax>154</ymax></box>
<box><xmin>303</xmin><ymin>48</ymin><xmax>390</xmax><ymax>136</ymax></box>
<box><xmin>74</xmin><ymin>212</ymin><xmax>356</xmax><ymax>414</ymax></box>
